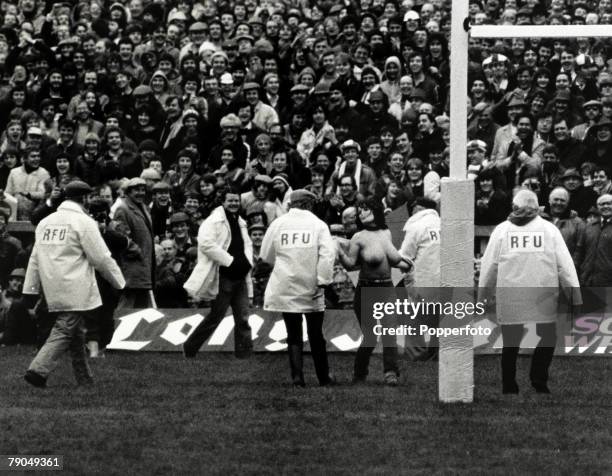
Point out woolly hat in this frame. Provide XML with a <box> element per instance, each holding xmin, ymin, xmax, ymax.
<box><xmin>272</xmin><ymin>173</ymin><xmax>290</xmax><ymax>188</ymax></box>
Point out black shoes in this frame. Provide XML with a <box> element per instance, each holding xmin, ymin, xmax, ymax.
<box><xmin>532</xmin><ymin>382</ymin><xmax>551</xmax><ymax>394</ymax></box>
<box><xmin>182</xmin><ymin>343</ymin><xmax>196</xmax><ymax>359</ymax></box>
<box><xmin>24</xmin><ymin>370</ymin><xmax>46</xmax><ymax>388</ymax></box>
<box><xmin>292</xmin><ymin>375</ymin><xmax>306</xmax><ymax>388</ymax></box>
<box><xmin>502</xmin><ymin>384</ymin><xmax>519</xmax><ymax>394</ymax></box>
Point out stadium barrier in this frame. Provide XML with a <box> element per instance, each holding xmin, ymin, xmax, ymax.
<box><xmin>108</xmin><ymin>308</ymin><xmax>612</xmax><ymax>356</ymax></box>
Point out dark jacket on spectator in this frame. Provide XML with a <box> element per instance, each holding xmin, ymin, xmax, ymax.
<box><xmin>580</xmin><ymin>218</ymin><xmax>612</xmax><ymax>286</ymax></box>
<box><xmin>569</xmin><ymin>185</ymin><xmax>598</xmax><ymax>219</ymax></box>
<box><xmin>114</xmin><ymin>196</ymin><xmax>155</xmax><ymax>289</ymax></box>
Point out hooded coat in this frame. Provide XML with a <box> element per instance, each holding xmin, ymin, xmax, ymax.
<box><xmin>478</xmin><ymin>215</ymin><xmax>581</xmax><ymax>324</ymax></box>
<box><xmin>260</xmin><ymin>208</ymin><xmax>335</xmax><ymax>312</ymax></box>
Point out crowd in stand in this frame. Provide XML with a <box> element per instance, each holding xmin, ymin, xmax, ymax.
<box><xmin>2</xmin><ymin>0</ymin><xmax>612</xmax><ymax>346</ymax></box>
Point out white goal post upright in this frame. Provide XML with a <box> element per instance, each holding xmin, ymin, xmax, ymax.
<box><xmin>439</xmin><ymin>5</ymin><xmax>611</xmax><ymax>403</ymax></box>
<box><xmin>439</xmin><ymin>0</ymin><xmax>474</xmax><ymax>403</ymax></box>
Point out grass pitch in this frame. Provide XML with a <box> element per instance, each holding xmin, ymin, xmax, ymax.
<box><xmin>1</xmin><ymin>347</ymin><xmax>611</xmax><ymax>475</ymax></box>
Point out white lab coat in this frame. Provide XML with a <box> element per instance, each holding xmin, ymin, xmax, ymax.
<box><xmin>478</xmin><ymin>215</ymin><xmax>581</xmax><ymax>324</ymax></box>
<box><xmin>183</xmin><ymin>206</ymin><xmax>253</xmax><ymax>301</ymax></box>
<box><xmin>260</xmin><ymin>208</ymin><xmax>335</xmax><ymax>313</ymax></box>
<box><xmin>23</xmin><ymin>200</ymin><xmax>125</xmax><ymax>312</ymax></box>
<box><xmin>399</xmin><ymin>209</ymin><xmax>441</xmax><ymax>288</ymax></box>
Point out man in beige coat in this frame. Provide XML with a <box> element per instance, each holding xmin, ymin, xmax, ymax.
<box><xmin>23</xmin><ymin>181</ymin><xmax>125</xmax><ymax>388</ymax></box>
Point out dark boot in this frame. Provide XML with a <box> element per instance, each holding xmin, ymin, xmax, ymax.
<box><xmin>501</xmin><ymin>347</ymin><xmax>520</xmax><ymax>394</ymax></box>
<box><xmin>353</xmin><ymin>346</ymin><xmax>373</xmax><ymax>382</ymax></box>
<box><xmin>530</xmin><ymin>347</ymin><xmax>554</xmax><ymax>393</ymax></box>
<box><xmin>288</xmin><ymin>344</ymin><xmax>305</xmax><ymax>387</ymax></box>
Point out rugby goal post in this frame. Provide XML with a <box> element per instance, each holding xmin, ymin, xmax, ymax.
<box><xmin>439</xmin><ymin>4</ymin><xmax>609</xmax><ymax>403</ymax></box>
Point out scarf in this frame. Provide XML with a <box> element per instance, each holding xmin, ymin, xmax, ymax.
<box><xmin>337</xmin><ymin>159</ymin><xmax>362</xmax><ymax>195</ymax></box>
<box><xmin>508</xmin><ymin>206</ymin><xmax>539</xmax><ymax>226</ymax></box>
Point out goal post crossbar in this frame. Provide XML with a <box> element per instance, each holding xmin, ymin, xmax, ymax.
<box><xmin>470</xmin><ymin>24</ymin><xmax>612</xmax><ymax>39</ymax></box>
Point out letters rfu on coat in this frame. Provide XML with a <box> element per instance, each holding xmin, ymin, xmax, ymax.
<box><xmin>41</xmin><ymin>225</ymin><xmax>69</xmax><ymax>244</ymax></box>
<box><xmin>279</xmin><ymin>230</ymin><xmax>314</xmax><ymax>248</ymax></box>
<box><xmin>507</xmin><ymin>231</ymin><xmax>544</xmax><ymax>252</ymax></box>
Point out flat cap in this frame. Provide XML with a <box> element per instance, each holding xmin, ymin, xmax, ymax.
<box><xmin>341</xmin><ymin>139</ymin><xmax>361</xmax><ymax>152</ymax></box>
<box><xmin>219</xmin><ymin>113</ymin><xmax>241</xmax><ymax>128</ymax></box>
<box><xmin>189</xmin><ymin>22</ymin><xmax>208</xmax><ymax>32</ymax></box>
<box><xmin>125</xmin><ymin>177</ymin><xmax>147</xmax><ymax>189</ymax></box>
<box><xmin>169</xmin><ymin>212</ymin><xmax>189</xmax><ymax>224</ymax></box>
<box><xmin>152</xmin><ymin>181</ymin><xmax>171</xmax><ymax>192</ymax></box>
<box><xmin>242</xmin><ymin>81</ymin><xmax>260</xmax><ymax>91</ymax></box>
<box><xmin>583</xmin><ymin>99</ymin><xmax>603</xmax><ymax>108</ymax></box>
<box><xmin>313</xmin><ymin>82</ymin><xmax>330</xmax><ymax>94</ymax></box>
<box><xmin>8</xmin><ymin>268</ymin><xmax>26</xmax><ymax>279</ymax></box>
<box><xmin>27</xmin><ymin>126</ymin><xmax>42</xmax><ymax>136</ymax></box>
<box><xmin>467</xmin><ymin>139</ymin><xmax>487</xmax><ymax>151</ymax></box>
<box><xmin>140</xmin><ymin>168</ymin><xmax>162</xmax><ymax>180</ymax></box>
<box><xmin>65</xmin><ymin>180</ymin><xmax>93</xmax><ymax>198</ymax></box>
<box><xmin>290</xmin><ymin>83</ymin><xmax>310</xmax><ymax>93</ymax></box>
<box><xmin>254</xmin><ymin>174</ymin><xmax>273</xmax><ymax>184</ymax></box>
<box><xmin>289</xmin><ymin>189</ymin><xmax>317</xmax><ymax>203</ymax></box>
<box><xmin>133</xmin><ymin>85</ymin><xmax>153</xmax><ymax>97</ymax></box>
<box><xmin>554</xmin><ymin>90</ymin><xmax>571</xmax><ymax>102</ymax></box>
<box><xmin>560</xmin><ymin>168</ymin><xmax>581</xmax><ymax>180</ymax></box>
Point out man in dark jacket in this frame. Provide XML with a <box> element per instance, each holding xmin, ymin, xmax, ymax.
<box><xmin>560</xmin><ymin>168</ymin><xmax>598</xmax><ymax>219</ymax></box>
<box><xmin>114</xmin><ymin>178</ymin><xmax>155</xmax><ymax>309</ymax></box>
<box><xmin>580</xmin><ymin>194</ymin><xmax>612</xmax><ymax>287</ymax></box>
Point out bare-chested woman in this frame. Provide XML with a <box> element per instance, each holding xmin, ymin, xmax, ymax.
<box><xmin>337</xmin><ymin>196</ymin><xmax>412</xmax><ymax>386</ymax></box>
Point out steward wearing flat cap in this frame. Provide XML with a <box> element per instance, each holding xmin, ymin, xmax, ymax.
<box><xmin>23</xmin><ymin>180</ymin><xmax>125</xmax><ymax>388</ymax></box>
<box><xmin>259</xmin><ymin>189</ymin><xmax>336</xmax><ymax>387</ymax></box>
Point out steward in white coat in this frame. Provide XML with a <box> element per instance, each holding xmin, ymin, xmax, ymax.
<box><xmin>183</xmin><ymin>190</ymin><xmax>254</xmax><ymax>358</ymax></box>
<box><xmin>23</xmin><ymin>181</ymin><xmax>125</xmax><ymax>388</ymax></box>
<box><xmin>399</xmin><ymin>198</ymin><xmax>441</xmax><ymax>360</ymax></box>
<box><xmin>478</xmin><ymin>190</ymin><xmax>581</xmax><ymax>394</ymax></box>
<box><xmin>260</xmin><ymin>189</ymin><xmax>336</xmax><ymax>387</ymax></box>
<box><xmin>399</xmin><ymin>200</ymin><xmax>441</xmax><ymax>289</ymax></box>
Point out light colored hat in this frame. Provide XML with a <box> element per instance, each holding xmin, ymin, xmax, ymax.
<box><xmin>341</xmin><ymin>139</ymin><xmax>361</xmax><ymax>153</ymax></box>
<box><xmin>220</xmin><ymin>72</ymin><xmax>234</xmax><ymax>85</ymax></box>
<box><xmin>219</xmin><ymin>113</ymin><xmax>241</xmax><ymax>128</ymax></box>
<box><xmin>403</xmin><ymin>10</ymin><xmax>420</xmax><ymax>21</ymax></box>
<box><xmin>125</xmin><ymin>177</ymin><xmax>147</xmax><ymax>190</ymax></box>
<box><xmin>290</xmin><ymin>189</ymin><xmax>317</xmax><ymax>203</ymax></box>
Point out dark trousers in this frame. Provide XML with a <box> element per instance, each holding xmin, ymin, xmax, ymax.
<box><xmin>501</xmin><ymin>323</ymin><xmax>556</xmax><ymax>391</ymax></box>
<box><xmin>184</xmin><ymin>276</ymin><xmax>252</xmax><ymax>357</ymax></box>
<box><xmin>282</xmin><ymin>312</ymin><xmax>331</xmax><ymax>385</ymax></box>
<box><xmin>85</xmin><ymin>281</ymin><xmax>120</xmax><ymax>348</ymax></box>
<box><xmin>353</xmin><ymin>279</ymin><xmax>398</xmax><ymax>379</ymax></box>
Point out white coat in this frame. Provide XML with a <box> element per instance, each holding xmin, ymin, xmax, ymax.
<box><xmin>23</xmin><ymin>200</ymin><xmax>125</xmax><ymax>312</ymax></box>
<box><xmin>399</xmin><ymin>209</ymin><xmax>441</xmax><ymax>288</ymax></box>
<box><xmin>478</xmin><ymin>215</ymin><xmax>581</xmax><ymax>324</ymax></box>
<box><xmin>183</xmin><ymin>206</ymin><xmax>253</xmax><ymax>301</ymax></box>
<box><xmin>260</xmin><ymin>208</ymin><xmax>335</xmax><ymax>313</ymax></box>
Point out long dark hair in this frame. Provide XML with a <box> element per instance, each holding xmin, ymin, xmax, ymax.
<box><xmin>356</xmin><ymin>196</ymin><xmax>388</xmax><ymax>231</ymax></box>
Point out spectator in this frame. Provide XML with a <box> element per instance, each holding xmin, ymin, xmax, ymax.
<box><xmin>475</xmin><ymin>168</ymin><xmax>512</xmax><ymax>226</ymax></box>
<box><xmin>183</xmin><ymin>187</ymin><xmax>253</xmax><ymax>359</ymax></box>
<box><xmin>114</xmin><ymin>177</ymin><xmax>155</xmax><ymax>309</ymax></box>
<box><xmin>5</xmin><ymin>147</ymin><xmax>50</xmax><ymax>220</ymax></box>
<box><xmin>547</xmin><ymin>187</ymin><xmax>586</xmax><ymax>272</ymax></box>
<box><xmin>560</xmin><ymin>168</ymin><xmax>598</xmax><ymax>219</ymax></box>
<box><xmin>581</xmin><ymin>193</ymin><xmax>612</xmax><ymax>287</ymax></box>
